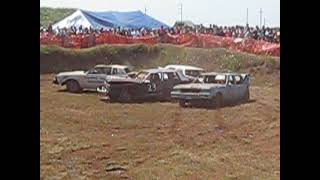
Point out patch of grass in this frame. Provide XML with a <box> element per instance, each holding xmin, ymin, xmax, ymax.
<box><xmin>40</xmin><ymin>7</ymin><xmax>76</xmax><ymax>27</ymax></box>
<box><xmin>221</xmin><ymin>54</ymin><xmax>246</xmax><ymax>72</ymax></box>
<box><xmin>265</xmin><ymin>57</ymin><xmax>280</xmax><ymax>70</ymax></box>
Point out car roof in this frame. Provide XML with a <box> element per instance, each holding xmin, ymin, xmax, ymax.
<box><xmin>94</xmin><ymin>64</ymin><xmax>128</xmax><ymax>69</ymax></box>
<box><xmin>164</xmin><ymin>65</ymin><xmax>204</xmax><ymax>71</ymax></box>
<box><xmin>143</xmin><ymin>68</ymin><xmax>177</xmax><ymax>73</ymax></box>
<box><xmin>201</xmin><ymin>72</ymin><xmax>249</xmax><ymax>76</ymax></box>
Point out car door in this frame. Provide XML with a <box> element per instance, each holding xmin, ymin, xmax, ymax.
<box><xmin>225</xmin><ymin>75</ymin><xmax>237</xmax><ymax>103</ymax></box>
<box><xmin>234</xmin><ymin>75</ymin><xmax>247</xmax><ymax>100</ymax></box>
<box><xmin>85</xmin><ymin>67</ymin><xmax>109</xmax><ymax>90</ymax></box>
<box><xmin>162</xmin><ymin>72</ymin><xmax>176</xmax><ymax>98</ymax></box>
<box><xmin>149</xmin><ymin>73</ymin><xmax>162</xmax><ymax>96</ymax></box>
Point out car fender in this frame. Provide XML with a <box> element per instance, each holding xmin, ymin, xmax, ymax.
<box><xmin>212</xmin><ymin>88</ymin><xmax>225</xmax><ymax>97</ymax></box>
<box><xmin>61</xmin><ymin>77</ymin><xmax>81</xmax><ymax>86</ymax></box>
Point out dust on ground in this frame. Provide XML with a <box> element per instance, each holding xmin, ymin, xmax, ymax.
<box><xmin>41</xmin><ymin>74</ymin><xmax>280</xmax><ymax>179</ymax></box>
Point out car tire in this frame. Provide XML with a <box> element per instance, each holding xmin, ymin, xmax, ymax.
<box><xmin>66</xmin><ymin>80</ymin><xmax>81</xmax><ymax>93</ymax></box>
<box><xmin>118</xmin><ymin>89</ymin><xmax>131</xmax><ymax>102</ymax></box>
<box><xmin>214</xmin><ymin>93</ymin><xmax>223</xmax><ymax>108</ymax></box>
<box><xmin>179</xmin><ymin>100</ymin><xmax>187</xmax><ymax>107</ymax></box>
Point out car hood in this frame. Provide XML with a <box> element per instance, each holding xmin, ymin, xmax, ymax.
<box><xmin>57</xmin><ymin>71</ymin><xmax>86</xmax><ymax>77</ymax></box>
<box><xmin>173</xmin><ymin>83</ymin><xmax>226</xmax><ymax>90</ymax></box>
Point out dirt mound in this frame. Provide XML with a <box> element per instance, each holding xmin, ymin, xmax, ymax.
<box><xmin>40</xmin><ymin>44</ymin><xmax>280</xmax><ymax>84</ymax></box>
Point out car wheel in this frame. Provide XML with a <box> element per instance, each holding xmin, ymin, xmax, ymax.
<box><xmin>179</xmin><ymin>100</ymin><xmax>187</xmax><ymax>107</ymax></box>
<box><xmin>118</xmin><ymin>89</ymin><xmax>131</xmax><ymax>102</ymax></box>
<box><xmin>214</xmin><ymin>93</ymin><xmax>223</xmax><ymax>108</ymax></box>
<box><xmin>66</xmin><ymin>80</ymin><xmax>81</xmax><ymax>93</ymax></box>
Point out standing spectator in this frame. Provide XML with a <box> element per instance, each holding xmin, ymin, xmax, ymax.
<box><xmin>48</xmin><ymin>23</ymin><xmax>53</xmax><ymax>34</ymax></box>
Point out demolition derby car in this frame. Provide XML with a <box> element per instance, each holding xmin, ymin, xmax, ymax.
<box><xmin>171</xmin><ymin>72</ymin><xmax>250</xmax><ymax>108</ymax></box>
<box><xmin>97</xmin><ymin>68</ymin><xmax>191</xmax><ymax>102</ymax></box>
<box><xmin>53</xmin><ymin>64</ymin><xmax>130</xmax><ymax>92</ymax></box>
<box><xmin>161</xmin><ymin>64</ymin><xmax>205</xmax><ymax>81</ymax></box>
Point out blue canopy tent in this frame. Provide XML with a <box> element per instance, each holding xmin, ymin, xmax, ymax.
<box><xmin>53</xmin><ymin>9</ymin><xmax>169</xmax><ymax>30</ymax></box>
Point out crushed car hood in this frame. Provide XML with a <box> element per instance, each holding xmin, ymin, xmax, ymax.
<box><xmin>174</xmin><ymin>83</ymin><xmax>226</xmax><ymax>90</ymax></box>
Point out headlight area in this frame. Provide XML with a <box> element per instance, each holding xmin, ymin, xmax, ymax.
<box><xmin>171</xmin><ymin>89</ymin><xmax>181</xmax><ymax>94</ymax></box>
<box><xmin>52</xmin><ymin>76</ymin><xmax>59</xmax><ymax>84</ymax></box>
<box><xmin>199</xmin><ymin>89</ymin><xmax>213</xmax><ymax>97</ymax></box>
<box><xmin>97</xmin><ymin>83</ymin><xmax>110</xmax><ymax>93</ymax></box>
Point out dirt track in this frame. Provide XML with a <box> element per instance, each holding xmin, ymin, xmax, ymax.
<box><xmin>40</xmin><ymin>74</ymin><xmax>280</xmax><ymax>179</ymax></box>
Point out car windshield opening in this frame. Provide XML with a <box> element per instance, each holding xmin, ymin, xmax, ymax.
<box><xmin>136</xmin><ymin>71</ymin><xmax>149</xmax><ymax>80</ymax></box>
<box><xmin>204</xmin><ymin>75</ymin><xmax>226</xmax><ymax>84</ymax></box>
<box><xmin>185</xmin><ymin>70</ymin><xmax>202</xmax><ymax>77</ymax></box>
<box><xmin>124</xmin><ymin>68</ymin><xmax>130</xmax><ymax>73</ymax></box>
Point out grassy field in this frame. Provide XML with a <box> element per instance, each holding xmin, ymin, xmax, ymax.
<box><xmin>40</xmin><ymin>73</ymin><xmax>279</xmax><ymax>179</ymax></box>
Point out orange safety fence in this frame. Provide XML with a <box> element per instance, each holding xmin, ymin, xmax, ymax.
<box><xmin>40</xmin><ymin>32</ymin><xmax>280</xmax><ymax>56</ymax></box>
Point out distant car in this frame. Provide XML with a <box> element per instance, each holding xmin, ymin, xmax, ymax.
<box><xmin>161</xmin><ymin>64</ymin><xmax>205</xmax><ymax>81</ymax></box>
<box><xmin>53</xmin><ymin>64</ymin><xmax>130</xmax><ymax>93</ymax></box>
<box><xmin>97</xmin><ymin>68</ymin><xmax>191</xmax><ymax>102</ymax></box>
<box><xmin>171</xmin><ymin>72</ymin><xmax>250</xmax><ymax>108</ymax></box>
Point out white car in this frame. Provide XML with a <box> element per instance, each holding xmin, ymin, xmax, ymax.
<box><xmin>161</xmin><ymin>65</ymin><xmax>205</xmax><ymax>81</ymax></box>
<box><xmin>53</xmin><ymin>64</ymin><xmax>130</xmax><ymax>92</ymax></box>
<box><xmin>171</xmin><ymin>72</ymin><xmax>250</xmax><ymax>108</ymax></box>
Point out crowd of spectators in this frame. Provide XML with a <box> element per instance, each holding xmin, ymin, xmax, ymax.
<box><xmin>40</xmin><ymin>23</ymin><xmax>280</xmax><ymax>44</ymax></box>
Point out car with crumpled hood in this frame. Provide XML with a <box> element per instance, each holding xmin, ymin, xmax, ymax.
<box><xmin>97</xmin><ymin>68</ymin><xmax>191</xmax><ymax>102</ymax></box>
<box><xmin>171</xmin><ymin>72</ymin><xmax>250</xmax><ymax>108</ymax></box>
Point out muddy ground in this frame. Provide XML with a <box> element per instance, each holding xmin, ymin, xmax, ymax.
<box><xmin>40</xmin><ymin>74</ymin><xmax>279</xmax><ymax>179</ymax></box>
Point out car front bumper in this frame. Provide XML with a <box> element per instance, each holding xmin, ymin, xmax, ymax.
<box><xmin>171</xmin><ymin>92</ymin><xmax>213</xmax><ymax>100</ymax></box>
<box><xmin>97</xmin><ymin>85</ymin><xmax>110</xmax><ymax>94</ymax></box>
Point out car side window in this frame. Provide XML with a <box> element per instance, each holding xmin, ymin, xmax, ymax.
<box><xmin>209</xmin><ymin>76</ymin><xmax>217</xmax><ymax>83</ymax></box>
<box><xmin>91</xmin><ymin>67</ymin><xmax>104</xmax><ymax>74</ymax></box>
<box><xmin>118</xmin><ymin>68</ymin><xmax>126</xmax><ymax>75</ymax></box>
<box><xmin>163</xmin><ymin>73</ymin><xmax>169</xmax><ymax>80</ymax></box>
<box><xmin>112</xmin><ymin>68</ymin><xmax>117</xmax><ymax>75</ymax></box>
<box><xmin>104</xmin><ymin>67</ymin><xmax>112</xmax><ymax>75</ymax></box>
<box><xmin>88</xmin><ymin>68</ymin><xmax>97</xmax><ymax>74</ymax></box>
<box><xmin>234</xmin><ymin>75</ymin><xmax>242</xmax><ymax>84</ymax></box>
<box><xmin>151</xmin><ymin>73</ymin><xmax>161</xmax><ymax>82</ymax></box>
<box><xmin>228</xmin><ymin>75</ymin><xmax>236</xmax><ymax>85</ymax></box>
<box><xmin>167</xmin><ymin>73</ymin><xmax>174</xmax><ymax>80</ymax></box>
<box><xmin>173</xmin><ymin>72</ymin><xmax>180</xmax><ymax>80</ymax></box>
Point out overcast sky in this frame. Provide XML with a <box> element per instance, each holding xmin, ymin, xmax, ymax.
<box><xmin>40</xmin><ymin>0</ymin><xmax>280</xmax><ymax>27</ymax></box>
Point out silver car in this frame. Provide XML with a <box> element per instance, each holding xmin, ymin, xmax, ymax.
<box><xmin>53</xmin><ymin>64</ymin><xmax>130</xmax><ymax>93</ymax></box>
<box><xmin>171</xmin><ymin>72</ymin><xmax>250</xmax><ymax>108</ymax></box>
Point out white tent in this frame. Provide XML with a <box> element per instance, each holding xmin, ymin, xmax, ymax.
<box><xmin>52</xmin><ymin>9</ymin><xmax>169</xmax><ymax>31</ymax></box>
<box><xmin>52</xmin><ymin>9</ymin><xmax>94</xmax><ymax>30</ymax></box>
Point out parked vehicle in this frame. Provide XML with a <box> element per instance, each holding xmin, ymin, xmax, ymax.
<box><xmin>97</xmin><ymin>68</ymin><xmax>191</xmax><ymax>102</ymax></box>
<box><xmin>53</xmin><ymin>64</ymin><xmax>130</xmax><ymax>92</ymax></box>
<box><xmin>171</xmin><ymin>72</ymin><xmax>250</xmax><ymax>108</ymax></box>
